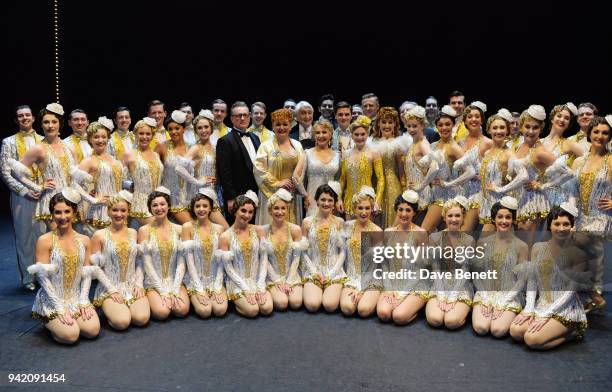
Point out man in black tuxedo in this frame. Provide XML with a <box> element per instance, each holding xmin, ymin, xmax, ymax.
<box><xmin>289</xmin><ymin>100</ymin><xmax>315</xmax><ymax>149</ymax></box>
<box><xmin>216</xmin><ymin>101</ymin><xmax>260</xmax><ymax>224</ymax></box>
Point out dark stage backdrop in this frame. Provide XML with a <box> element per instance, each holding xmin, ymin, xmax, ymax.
<box><xmin>2</xmin><ymin>0</ymin><xmax>610</xmax><ymax>213</ymax></box>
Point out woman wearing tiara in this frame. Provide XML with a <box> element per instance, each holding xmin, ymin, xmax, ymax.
<box><xmin>510</xmin><ymin>204</ymin><xmax>588</xmax><ymax>350</ymax></box>
<box><xmin>370</xmin><ymin>107</ymin><xmax>411</xmax><ymax>228</ymax></box>
<box><xmin>216</xmin><ymin>191</ymin><xmax>272</xmax><ymax>317</ymax></box>
<box><xmin>455</xmin><ymin>102</ymin><xmax>493</xmax><ymax>231</ymax></box>
<box><xmin>174</xmin><ymin>110</ymin><xmax>229</xmax><ymax>229</ymax></box>
<box><xmin>90</xmin><ymin>190</ymin><xmax>150</xmax><ymax>329</ymax></box>
<box><xmin>472</xmin><ymin>197</ymin><xmax>529</xmax><ymax>338</ymax></box>
<box><xmin>541</xmin><ymin>103</ymin><xmax>586</xmax><ymax>207</ymax></box>
<box><xmin>9</xmin><ymin>103</ymin><xmax>77</xmax><ymax>230</ymax></box>
<box><xmin>28</xmin><ymin>189</ymin><xmax>105</xmax><ymax>344</ymax></box>
<box><xmin>293</xmin><ymin>119</ymin><xmax>340</xmax><ymax>218</ymax></box>
<box><xmin>571</xmin><ymin>115</ymin><xmax>612</xmax><ymax>314</ymax></box>
<box><xmin>71</xmin><ymin>117</ymin><xmax>124</xmax><ymax>236</ymax></box>
<box><xmin>301</xmin><ymin>182</ymin><xmax>347</xmax><ymax>313</ymax></box>
<box><xmin>340</xmin><ymin>186</ymin><xmax>382</xmax><ymax>317</ymax></box>
<box><xmin>421</xmin><ymin>106</ymin><xmax>467</xmax><ymax>232</ymax></box>
<box><xmin>181</xmin><ymin>188</ymin><xmax>228</xmax><ymax>318</ymax></box>
<box><xmin>401</xmin><ymin>106</ymin><xmax>436</xmax><ymax>225</ymax></box>
<box><xmin>425</xmin><ymin>198</ymin><xmax>474</xmax><ymax>329</ymax></box>
<box><xmin>137</xmin><ymin>187</ymin><xmax>189</xmax><ymax>320</ymax></box>
<box><xmin>337</xmin><ymin>116</ymin><xmax>384</xmax><ymax>219</ymax></box>
<box><xmin>254</xmin><ymin>108</ymin><xmax>304</xmax><ymax>225</ymax></box>
<box><xmin>261</xmin><ymin>188</ymin><xmax>305</xmax><ymax>311</ymax></box>
<box><xmin>123</xmin><ymin>117</ymin><xmax>164</xmax><ymax>227</ymax></box>
<box><xmin>156</xmin><ymin>110</ymin><xmax>192</xmax><ymax>225</ymax></box>
<box><xmin>377</xmin><ymin>190</ymin><xmax>430</xmax><ymax>325</ymax></box>
<box><xmin>479</xmin><ymin>110</ymin><xmax>528</xmax><ymax>231</ymax></box>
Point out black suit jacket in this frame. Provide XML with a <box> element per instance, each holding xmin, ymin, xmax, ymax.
<box><xmin>216</xmin><ymin>129</ymin><xmax>261</xmax><ymax>203</ymax></box>
<box><xmin>290</xmin><ymin>124</ymin><xmax>315</xmax><ymax>150</ymax></box>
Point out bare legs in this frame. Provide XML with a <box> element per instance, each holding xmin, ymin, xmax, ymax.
<box><xmin>270</xmin><ymin>285</ymin><xmax>304</xmax><ymax>311</ymax></box>
<box><xmin>303</xmin><ymin>282</ymin><xmax>342</xmax><ymax>313</ymax></box>
<box><xmin>510</xmin><ymin>317</ymin><xmax>575</xmax><ymax>350</ymax></box>
<box><xmin>422</xmin><ymin>205</ymin><xmax>442</xmax><ymax>232</ymax></box>
<box><xmin>425</xmin><ymin>298</ymin><xmax>470</xmax><ymax>329</ymax></box>
<box><xmin>45</xmin><ymin>311</ymin><xmax>100</xmax><ymax>345</ymax></box>
<box><xmin>377</xmin><ymin>292</ymin><xmax>426</xmax><ymax>325</ymax></box>
<box><xmin>234</xmin><ymin>291</ymin><xmax>273</xmax><ymax>318</ymax></box>
<box><xmin>461</xmin><ymin>208</ymin><xmax>479</xmax><ymax>231</ymax></box>
<box><xmin>340</xmin><ymin>288</ymin><xmax>380</xmax><ymax>317</ymax></box>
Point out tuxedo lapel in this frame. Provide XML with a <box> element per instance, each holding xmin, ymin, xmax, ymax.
<box><xmin>232</xmin><ymin>130</ymin><xmax>255</xmax><ymax>172</ymax></box>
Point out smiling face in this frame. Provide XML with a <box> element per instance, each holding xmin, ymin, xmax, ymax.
<box><xmin>316</xmin><ymin>192</ymin><xmax>335</xmax><ymax>214</ymax></box>
<box><xmin>69</xmin><ymin>112</ymin><xmax>88</xmax><ymax>134</ymax></box>
<box><xmin>488</xmin><ymin>119</ymin><xmax>509</xmax><ymax>145</ymax></box>
<box><xmin>494</xmin><ymin>208</ymin><xmax>514</xmax><ymax>232</ymax></box>
<box><xmin>136</xmin><ymin>125</ymin><xmax>153</xmax><ymax>148</ymax></box>
<box><xmin>148</xmin><ymin>105</ymin><xmax>166</xmax><ymax>128</ymax></box>
<box><xmin>272</xmin><ymin>119</ymin><xmax>291</xmax><ymax>141</ymax></box>
<box><xmin>235</xmin><ymin>202</ymin><xmax>255</xmax><ymax>225</ymax></box>
<box><xmin>589</xmin><ymin>123</ymin><xmax>611</xmax><ymax>150</ymax></box>
<box><xmin>313</xmin><ymin>124</ymin><xmax>332</xmax><ymax>148</ymax></box>
<box><xmin>269</xmin><ymin>199</ymin><xmax>288</xmax><ymax>223</ymax></box>
<box><xmin>195</xmin><ymin>118</ymin><xmax>212</xmax><ymax>142</ymax></box>
<box><xmin>52</xmin><ymin>202</ymin><xmax>74</xmax><ymax>229</ymax></box>
<box><xmin>42</xmin><ymin>113</ymin><xmax>61</xmax><ymax>138</ymax></box>
<box><xmin>193</xmin><ymin>197</ymin><xmax>212</xmax><ymax>220</ymax></box>
<box><xmin>550</xmin><ymin>215</ymin><xmax>572</xmax><ymax>240</ymax></box>
<box><xmin>115</xmin><ymin>110</ymin><xmax>131</xmax><ymax>131</ymax></box>
<box><xmin>354</xmin><ymin>198</ymin><xmax>373</xmax><ymax>223</ymax></box>
<box><xmin>16</xmin><ymin>108</ymin><xmax>34</xmax><ymax>131</ymax></box>
<box><xmin>180</xmin><ymin>106</ymin><xmax>194</xmax><ymax>125</ymax></box>
<box><xmin>213</xmin><ymin>103</ymin><xmax>227</xmax><ymax>124</ymax></box>
<box><xmin>449</xmin><ymin>96</ymin><xmax>465</xmax><ymax>116</ymax></box>
<box><xmin>406</xmin><ymin>118</ymin><xmax>424</xmax><ymax>139</ymax></box>
<box><xmin>89</xmin><ymin>127</ymin><xmax>110</xmax><ymax>153</ymax></box>
<box><xmin>379</xmin><ymin>118</ymin><xmax>396</xmax><ymax>138</ymax></box>
<box><xmin>108</xmin><ymin>200</ymin><xmax>129</xmax><ymax>224</ymax></box>
<box><xmin>297</xmin><ymin>107</ymin><xmax>313</xmax><ymax>127</ymax></box>
<box><xmin>319</xmin><ymin>99</ymin><xmax>334</xmax><ymax>120</ymax></box>
<box><xmin>521</xmin><ymin>118</ymin><xmax>543</xmax><ymax>145</ymax></box>
<box><xmin>150</xmin><ymin>196</ymin><xmax>169</xmax><ymax>218</ymax></box>
<box><xmin>230</xmin><ymin>106</ymin><xmax>250</xmax><ymax>130</ymax></box>
<box><xmin>351</xmin><ymin>126</ymin><xmax>369</xmax><ymax>148</ymax></box>
<box><xmin>167</xmin><ymin>121</ymin><xmax>185</xmax><ymax>143</ymax></box>
<box><xmin>361</xmin><ymin>98</ymin><xmax>379</xmax><ymax>119</ymax></box>
<box><xmin>445</xmin><ymin>206</ymin><xmax>463</xmax><ymax>231</ymax></box>
<box><xmin>335</xmin><ymin>107</ymin><xmax>351</xmax><ymax>129</ymax></box>
<box><xmin>252</xmin><ymin>106</ymin><xmax>266</xmax><ymax>127</ymax></box>
<box><xmin>552</xmin><ymin>109</ymin><xmax>571</xmax><ymax>132</ymax></box>
<box><xmin>436</xmin><ymin>117</ymin><xmax>454</xmax><ymax>140</ymax></box>
<box><xmin>577</xmin><ymin>108</ymin><xmax>594</xmax><ymax>129</ymax></box>
<box><xmin>465</xmin><ymin>109</ymin><xmax>482</xmax><ymax>131</ymax></box>
<box><xmin>396</xmin><ymin>202</ymin><xmax>415</xmax><ymax>226</ymax></box>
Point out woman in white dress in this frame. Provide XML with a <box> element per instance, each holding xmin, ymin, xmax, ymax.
<box><xmin>293</xmin><ymin>120</ymin><xmax>340</xmax><ymax>217</ymax></box>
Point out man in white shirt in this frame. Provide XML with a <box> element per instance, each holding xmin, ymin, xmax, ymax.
<box><xmin>332</xmin><ymin>101</ymin><xmax>354</xmax><ymax>158</ymax></box>
<box><xmin>247</xmin><ymin>101</ymin><xmax>273</xmax><ymax>143</ymax></box>
<box><xmin>1</xmin><ymin>105</ymin><xmax>45</xmax><ymax>290</ymax></box>
<box><xmin>108</xmin><ymin>106</ymin><xmax>134</xmax><ymax>160</ymax></box>
<box><xmin>290</xmin><ymin>101</ymin><xmax>315</xmax><ymax>149</ymax></box>
<box><xmin>180</xmin><ymin>102</ymin><xmax>197</xmax><ymax>146</ymax></box>
<box><xmin>63</xmin><ymin>109</ymin><xmax>92</xmax><ymax>162</ymax></box>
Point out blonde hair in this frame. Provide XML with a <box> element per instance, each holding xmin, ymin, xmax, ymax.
<box><xmin>313</xmin><ymin>119</ymin><xmax>334</xmax><ymax>135</ymax></box>
<box><xmin>485</xmin><ymin>114</ymin><xmax>510</xmax><ymax>137</ymax></box>
<box><xmin>519</xmin><ymin>110</ymin><xmax>544</xmax><ymax>129</ymax></box>
<box><xmin>442</xmin><ymin>200</ymin><xmax>465</xmax><ymax>217</ymax></box>
<box><xmin>267</xmin><ymin>196</ymin><xmax>289</xmax><ymax>214</ymax></box>
<box><xmin>351</xmin><ymin>192</ymin><xmax>374</xmax><ymax>209</ymax></box>
<box><xmin>86</xmin><ymin>122</ymin><xmax>111</xmax><ymax>146</ymax></box>
<box><xmin>133</xmin><ymin>120</ymin><xmax>154</xmax><ymax>135</ymax></box>
<box><xmin>403</xmin><ymin>112</ymin><xmax>427</xmax><ymax>127</ymax></box>
<box><xmin>107</xmin><ymin>194</ymin><xmax>131</xmax><ymax>211</ymax></box>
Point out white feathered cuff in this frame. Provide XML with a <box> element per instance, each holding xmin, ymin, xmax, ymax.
<box><xmin>292</xmin><ymin>237</ymin><xmax>310</xmax><ymax>252</ymax></box>
<box><xmin>90</xmin><ymin>252</ymin><xmax>105</xmax><ymax>267</ymax></box>
<box><xmin>259</xmin><ymin>238</ymin><xmax>273</xmax><ymax>254</ymax></box>
<box><xmin>181</xmin><ymin>240</ymin><xmax>196</xmax><ymax>253</ymax></box>
<box><xmin>8</xmin><ymin>159</ymin><xmax>33</xmax><ymax>179</ymax></box>
<box><xmin>27</xmin><ymin>263</ymin><xmax>59</xmax><ymax>276</ymax></box>
<box><xmin>70</xmin><ymin>167</ymin><xmax>94</xmax><ymax>184</ymax></box>
<box><xmin>214</xmin><ymin>249</ymin><xmax>234</xmax><ymax>262</ymax></box>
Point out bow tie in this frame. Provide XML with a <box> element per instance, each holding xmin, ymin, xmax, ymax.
<box><xmin>20</xmin><ymin>130</ymin><xmax>36</xmax><ymax>136</ymax></box>
<box><xmin>234</xmin><ymin>129</ymin><xmax>249</xmax><ymax>138</ymax></box>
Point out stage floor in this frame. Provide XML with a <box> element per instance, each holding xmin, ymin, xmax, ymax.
<box><xmin>0</xmin><ymin>216</ymin><xmax>610</xmax><ymax>392</ymax></box>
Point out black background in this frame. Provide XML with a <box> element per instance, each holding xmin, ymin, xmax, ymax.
<box><xmin>2</xmin><ymin>0</ymin><xmax>610</xmax><ymax>213</ymax></box>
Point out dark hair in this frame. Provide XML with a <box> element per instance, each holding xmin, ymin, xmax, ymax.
<box><xmin>586</xmin><ymin>116</ymin><xmax>611</xmax><ymax>142</ymax></box>
<box><xmin>179</xmin><ymin>102</ymin><xmax>191</xmax><ymax>109</ymax></box>
<box><xmin>189</xmin><ymin>193</ymin><xmax>214</xmax><ymax>218</ymax></box>
<box><xmin>147</xmin><ymin>191</ymin><xmax>171</xmax><ymax>213</ymax></box>
<box><xmin>511</xmin><ymin>111</ymin><xmax>520</xmax><ymax>118</ymax></box>
<box><xmin>114</xmin><ymin>106</ymin><xmax>130</xmax><ymax>118</ymax></box>
<box><xmin>69</xmin><ymin>109</ymin><xmax>87</xmax><ymax>120</ymax></box>
<box><xmin>334</xmin><ymin>101</ymin><xmax>351</xmax><ymax>113</ymax></box>
<box><xmin>578</xmin><ymin>102</ymin><xmax>598</xmax><ymax>116</ymax></box>
<box><xmin>231</xmin><ymin>194</ymin><xmax>257</xmax><ymax>216</ymax></box>
<box><xmin>436</xmin><ymin>112</ymin><xmax>456</xmax><ymax>124</ymax></box>
<box><xmin>393</xmin><ymin>194</ymin><xmax>418</xmax><ymax>213</ymax></box>
<box><xmin>147</xmin><ymin>100</ymin><xmax>165</xmax><ymax>113</ymax></box>
<box><xmin>164</xmin><ymin>113</ymin><xmax>186</xmax><ymax>129</ymax></box>
<box><xmin>314</xmin><ymin>184</ymin><xmax>338</xmax><ymax>203</ymax></box>
<box><xmin>449</xmin><ymin>90</ymin><xmax>464</xmax><ymax>99</ymax></box>
<box><xmin>49</xmin><ymin>192</ymin><xmax>78</xmax><ymax>214</ymax></box>
<box><xmin>38</xmin><ymin>108</ymin><xmax>64</xmax><ymax>129</ymax></box>
<box><xmin>318</xmin><ymin>94</ymin><xmax>335</xmax><ymax>108</ymax></box>
<box><xmin>490</xmin><ymin>202</ymin><xmax>517</xmax><ymax>222</ymax></box>
<box><xmin>546</xmin><ymin>205</ymin><xmax>575</xmax><ymax>230</ymax></box>
<box><xmin>16</xmin><ymin>105</ymin><xmax>32</xmax><ymax>115</ymax></box>
<box><xmin>211</xmin><ymin>99</ymin><xmax>227</xmax><ymax>108</ymax></box>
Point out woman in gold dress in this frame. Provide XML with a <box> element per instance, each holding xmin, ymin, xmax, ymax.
<box><xmin>254</xmin><ymin>108</ymin><xmax>304</xmax><ymax>225</ymax></box>
<box><xmin>337</xmin><ymin>116</ymin><xmax>384</xmax><ymax>219</ymax></box>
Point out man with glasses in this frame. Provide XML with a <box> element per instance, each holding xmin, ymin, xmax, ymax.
<box><xmin>216</xmin><ymin>101</ymin><xmax>260</xmax><ymax>223</ymax></box>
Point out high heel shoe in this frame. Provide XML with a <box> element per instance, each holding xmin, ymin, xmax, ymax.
<box><xmin>585</xmin><ymin>290</ymin><xmax>606</xmax><ymax>315</ymax></box>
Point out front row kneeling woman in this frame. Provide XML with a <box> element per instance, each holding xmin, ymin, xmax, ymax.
<box><xmin>29</xmin><ymin>189</ymin><xmax>116</xmax><ymax>344</ymax></box>
<box><xmin>217</xmin><ymin>191</ymin><xmax>273</xmax><ymax>318</ymax></box>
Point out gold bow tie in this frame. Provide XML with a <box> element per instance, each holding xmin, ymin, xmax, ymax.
<box><xmin>20</xmin><ymin>130</ymin><xmax>36</xmax><ymax>137</ymax></box>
